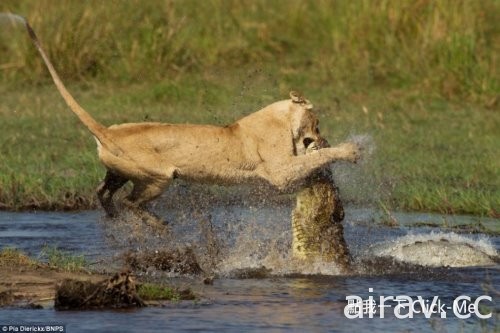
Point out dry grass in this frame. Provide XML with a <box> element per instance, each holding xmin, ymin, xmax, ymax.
<box><xmin>0</xmin><ymin>0</ymin><xmax>497</xmax><ymax>102</ymax></box>
<box><xmin>0</xmin><ymin>248</ymin><xmax>36</xmax><ymax>267</ymax></box>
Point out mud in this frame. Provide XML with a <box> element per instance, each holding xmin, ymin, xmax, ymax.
<box><xmin>0</xmin><ymin>261</ymin><xmax>105</xmax><ymax>308</ymax></box>
<box><xmin>54</xmin><ymin>272</ymin><xmax>145</xmax><ymax>310</ymax></box>
<box><xmin>0</xmin><ymin>249</ymin><xmax>196</xmax><ymax>309</ymax></box>
<box><xmin>0</xmin><ymin>290</ymin><xmax>14</xmax><ymax>307</ymax></box>
<box><xmin>124</xmin><ymin>248</ymin><xmax>203</xmax><ymax>275</ymax></box>
<box><xmin>227</xmin><ymin>266</ymin><xmax>273</xmax><ymax>279</ymax></box>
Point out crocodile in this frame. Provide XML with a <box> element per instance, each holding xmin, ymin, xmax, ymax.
<box><xmin>291</xmin><ymin>140</ymin><xmax>351</xmax><ymax>271</ymax></box>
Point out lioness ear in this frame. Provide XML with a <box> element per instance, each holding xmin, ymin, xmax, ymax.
<box><xmin>289</xmin><ymin>91</ymin><xmax>313</xmax><ymax>110</ymax></box>
<box><xmin>290</xmin><ymin>91</ymin><xmax>304</xmax><ymax>103</ymax></box>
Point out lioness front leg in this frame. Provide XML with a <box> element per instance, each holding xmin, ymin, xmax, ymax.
<box><xmin>261</xmin><ymin>142</ymin><xmax>360</xmax><ymax>191</ymax></box>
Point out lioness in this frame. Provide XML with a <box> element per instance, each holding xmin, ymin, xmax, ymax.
<box><xmin>13</xmin><ymin>15</ymin><xmax>360</xmax><ymax>220</ymax></box>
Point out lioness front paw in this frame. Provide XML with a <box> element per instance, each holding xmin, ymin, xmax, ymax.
<box><xmin>338</xmin><ymin>142</ymin><xmax>361</xmax><ymax>163</ymax></box>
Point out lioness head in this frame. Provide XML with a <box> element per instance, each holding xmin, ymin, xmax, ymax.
<box><xmin>289</xmin><ymin>91</ymin><xmax>327</xmax><ymax>155</ymax></box>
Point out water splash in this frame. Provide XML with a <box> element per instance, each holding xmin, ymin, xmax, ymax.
<box><xmin>348</xmin><ymin>133</ymin><xmax>376</xmax><ymax>162</ymax></box>
<box><xmin>97</xmin><ymin>186</ymin><xmax>350</xmax><ymax>277</ymax></box>
<box><xmin>97</xmin><ymin>172</ymin><xmax>499</xmax><ymax>276</ymax></box>
<box><xmin>367</xmin><ymin>232</ymin><xmax>498</xmax><ymax>267</ymax></box>
<box><xmin>331</xmin><ymin>133</ymin><xmax>390</xmax><ymax>209</ymax></box>
<box><xmin>217</xmin><ymin>221</ymin><xmax>346</xmax><ymax>276</ymax></box>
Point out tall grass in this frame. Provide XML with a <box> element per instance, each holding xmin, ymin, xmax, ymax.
<box><xmin>0</xmin><ymin>0</ymin><xmax>498</xmax><ymax>102</ymax></box>
<box><xmin>0</xmin><ymin>1</ymin><xmax>498</xmax><ymax>216</ymax></box>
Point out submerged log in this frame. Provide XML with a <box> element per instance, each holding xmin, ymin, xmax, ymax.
<box><xmin>292</xmin><ymin>140</ymin><xmax>351</xmax><ymax>270</ymax></box>
<box><xmin>54</xmin><ymin>272</ymin><xmax>145</xmax><ymax>310</ymax></box>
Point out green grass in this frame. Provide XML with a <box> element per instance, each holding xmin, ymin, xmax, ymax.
<box><xmin>0</xmin><ymin>80</ymin><xmax>497</xmax><ymax>216</ymax></box>
<box><xmin>137</xmin><ymin>283</ymin><xmax>186</xmax><ymax>302</ymax></box>
<box><xmin>0</xmin><ymin>246</ymin><xmax>87</xmax><ymax>271</ymax></box>
<box><xmin>0</xmin><ymin>0</ymin><xmax>497</xmax><ymax>103</ymax></box>
<box><xmin>40</xmin><ymin>245</ymin><xmax>87</xmax><ymax>272</ymax></box>
<box><xmin>0</xmin><ymin>1</ymin><xmax>498</xmax><ymax>216</ymax></box>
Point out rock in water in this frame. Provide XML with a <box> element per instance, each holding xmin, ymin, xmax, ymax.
<box><xmin>292</xmin><ymin>141</ymin><xmax>351</xmax><ymax>270</ymax></box>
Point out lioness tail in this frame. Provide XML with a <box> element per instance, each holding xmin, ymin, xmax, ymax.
<box><xmin>10</xmin><ymin>14</ymin><xmax>121</xmax><ymax>154</ymax></box>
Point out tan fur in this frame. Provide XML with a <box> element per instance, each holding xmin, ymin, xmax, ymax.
<box><xmin>17</xmin><ymin>16</ymin><xmax>360</xmax><ymax>220</ymax></box>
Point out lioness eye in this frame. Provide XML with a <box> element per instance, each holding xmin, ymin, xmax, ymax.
<box><xmin>303</xmin><ymin>138</ymin><xmax>314</xmax><ymax>148</ymax></box>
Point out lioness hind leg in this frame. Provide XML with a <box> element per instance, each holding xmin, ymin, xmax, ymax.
<box><xmin>97</xmin><ymin>171</ymin><xmax>128</xmax><ymax>218</ymax></box>
<box><xmin>123</xmin><ymin>179</ymin><xmax>171</xmax><ymax>228</ymax></box>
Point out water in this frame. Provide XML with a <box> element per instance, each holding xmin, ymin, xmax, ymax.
<box><xmin>0</xmin><ymin>207</ymin><xmax>498</xmax><ymax>332</ymax></box>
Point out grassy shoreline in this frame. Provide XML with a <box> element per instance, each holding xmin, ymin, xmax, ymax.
<box><xmin>0</xmin><ymin>1</ymin><xmax>498</xmax><ymax>216</ymax></box>
<box><xmin>0</xmin><ymin>81</ymin><xmax>498</xmax><ymax>217</ymax></box>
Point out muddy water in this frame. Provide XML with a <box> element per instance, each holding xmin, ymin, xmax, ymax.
<box><xmin>0</xmin><ymin>207</ymin><xmax>498</xmax><ymax>332</ymax></box>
